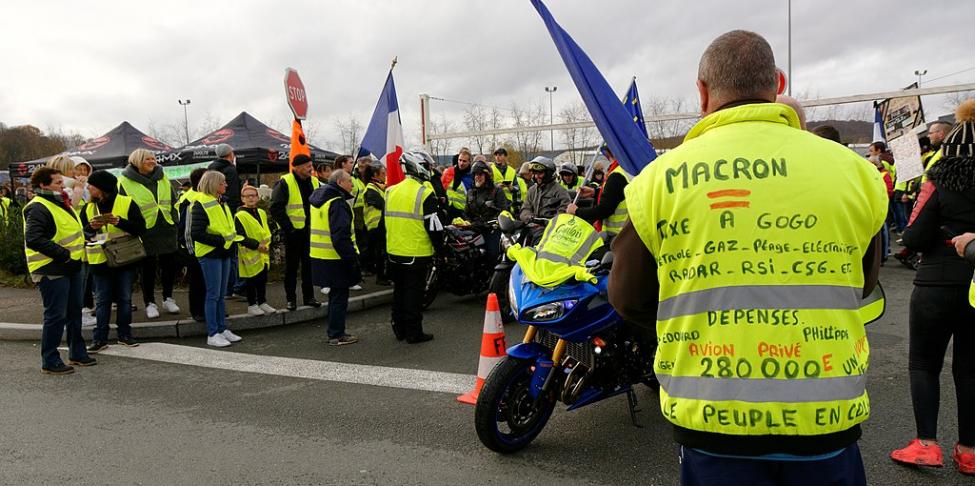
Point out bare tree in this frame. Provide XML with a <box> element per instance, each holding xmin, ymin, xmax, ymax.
<box><xmin>945</xmin><ymin>90</ymin><xmax>975</xmax><ymax>111</ymax></box>
<box><xmin>511</xmin><ymin>101</ymin><xmax>546</xmax><ymax>159</ymax></box>
<box><xmin>334</xmin><ymin>116</ymin><xmax>363</xmax><ymax>156</ymax></box>
<box><xmin>644</xmin><ymin>96</ymin><xmax>693</xmax><ymax>141</ymax></box>
<box><xmin>428</xmin><ymin>115</ymin><xmax>455</xmax><ymax>159</ymax></box>
<box><xmin>463</xmin><ymin>105</ymin><xmax>489</xmax><ymax>155</ymax></box>
<box><xmin>559</xmin><ymin>101</ymin><xmax>597</xmax><ymax>166</ymax></box>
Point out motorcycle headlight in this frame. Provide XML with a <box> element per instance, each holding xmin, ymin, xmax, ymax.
<box><xmin>524</xmin><ymin>300</ymin><xmax>577</xmax><ymax>322</ymax></box>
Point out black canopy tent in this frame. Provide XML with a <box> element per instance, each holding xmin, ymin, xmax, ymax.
<box><xmin>10</xmin><ymin>121</ymin><xmax>174</xmax><ymax>178</ymax></box>
<box><xmin>162</xmin><ymin>112</ymin><xmax>338</xmax><ymax>175</ymax></box>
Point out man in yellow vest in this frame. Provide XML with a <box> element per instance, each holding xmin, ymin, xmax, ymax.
<box><xmin>609</xmin><ymin>30</ymin><xmax>887</xmax><ymax>483</ymax></box>
<box><xmin>80</xmin><ymin>170</ymin><xmax>146</xmax><ymax>353</ymax></box>
<box><xmin>23</xmin><ymin>167</ymin><xmax>96</xmax><ymax>374</ymax></box>
<box><xmin>385</xmin><ymin>152</ymin><xmax>444</xmax><ymax>343</ymax></box>
<box><xmin>309</xmin><ymin>169</ymin><xmax>361</xmax><ymax>346</ymax></box>
<box><xmin>492</xmin><ymin>147</ymin><xmax>523</xmax><ymax>212</ymax></box>
<box><xmin>270</xmin><ymin>154</ymin><xmax>321</xmax><ymax>311</ymax></box>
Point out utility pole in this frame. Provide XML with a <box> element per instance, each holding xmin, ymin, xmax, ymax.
<box><xmin>544</xmin><ymin>86</ymin><xmax>557</xmax><ymax>151</ymax></box>
<box><xmin>914</xmin><ymin>69</ymin><xmax>928</xmax><ymax>88</ymax></box>
<box><xmin>178</xmin><ymin>99</ymin><xmax>191</xmax><ymax>145</ymax></box>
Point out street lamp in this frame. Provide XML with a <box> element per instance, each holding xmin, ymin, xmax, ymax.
<box><xmin>914</xmin><ymin>69</ymin><xmax>928</xmax><ymax>88</ymax></box>
<box><xmin>544</xmin><ymin>86</ymin><xmax>557</xmax><ymax>151</ymax></box>
<box><xmin>178</xmin><ymin>99</ymin><xmax>191</xmax><ymax>145</ymax></box>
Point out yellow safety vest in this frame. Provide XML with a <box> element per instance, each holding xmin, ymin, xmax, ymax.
<box><xmin>364</xmin><ymin>182</ymin><xmax>385</xmax><ymax>231</ymax></box>
<box><xmin>970</xmin><ymin>273</ymin><xmax>975</xmax><ymax>308</ymax></box>
<box><xmin>235</xmin><ymin>208</ymin><xmax>270</xmax><ymax>277</ymax></box>
<box><xmin>492</xmin><ymin>163</ymin><xmax>519</xmax><ymax>204</ymax></box>
<box><xmin>447</xmin><ymin>179</ymin><xmax>467</xmax><ymax>212</ymax></box>
<box><xmin>23</xmin><ymin>196</ymin><xmax>85</xmax><ymax>273</ymax></box>
<box><xmin>310</xmin><ymin>196</ymin><xmax>358</xmax><ymax>260</ymax></box>
<box><xmin>507</xmin><ymin>213</ymin><xmax>603</xmax><ymax>288</ymax></box>
<box><xmin>559</xmin><ymin>177</ymin><xmax>582</xmax><ymax>192</ymax></box>
<box><xmin>176</xmin><ymin>189</ymin><xmax>200</xmax><ymax>208</ymax></box>
<box><xmin>0</xmin><ymin>196</ymin><xmax>11</xmax><ymax>220</ymax></box>
<box><xmin>118</xmin><ymin>173</ymin><xmax>174</xmax><ymax>229</ymax></box>
<box><xmin>602</xmin><ymin>166</ymin><xmax>632</xmax><ymax>236</ymax></box>
<box><xmin>352</xmin><ymin>177</ymin><xmax>366</xmax><ymax>211</ymax></box>
<box><xmin>280</xmin><ymin>173</ymin><xmax>319</xmax><ymax>230</ymax></box>
<box><xmin>625</xmin><ymin>102</ymin><xmax>889</xmax><ymax>438</ymax></box>
<box><xmin>385</xmin><ymin>178</ymin><xmax>435</xmax><ymax>257</ymax></box>
<box><xmin>83</xmin><ymin>195</ymin><xmax>136</xmax><ymax>265</ymax></box>
<box><xmin>193</xmin><ymin>194</ymin><xmax>237</xmax><ymax>258</ymax></box>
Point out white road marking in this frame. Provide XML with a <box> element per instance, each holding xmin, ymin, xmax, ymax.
<box><xmin>96</xmin><ymin>343</ymin><xmax>476</xmax><ymax>395</ymax></box>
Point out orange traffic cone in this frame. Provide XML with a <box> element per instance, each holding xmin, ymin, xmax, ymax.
<box><xmin>457</xmin><ymin>293</ymin><xmax>507</xmax><ymax>405</ymax></box>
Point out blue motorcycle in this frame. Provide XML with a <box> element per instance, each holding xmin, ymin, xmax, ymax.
<box><xmin>474</xmin><ymin>251</ymin><xmax>658</xmax><ymax>453</ymax></box>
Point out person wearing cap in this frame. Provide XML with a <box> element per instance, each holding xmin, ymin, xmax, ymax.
<box><xmin>191</xmin><ymin>170</ymin><xmax>242</xmax><ymax>348</ymax></box>
<box><xmin>491</xmin><ymin>148</ymin><xmax>523</xmax><ymax>212</ymax></box>
<box><xmin>519</xmin><ymin>156</ymin><xmax>569</xmax><ymax>224</ymax></box>
<box><xmin>270</xmin><ymin>153</ymin><xmax>321</xmax><ymax>311</ymax></box>
<box><xmin>893</xmin><ymin>99</ymin><xmax>975</xmax><ymax>474</ymax></box>
<box><xmin>23</xmin><ymin>167</ymin><xmax>95</xmax><ymax>374</ymax></box>
<box><xmin>79</xmin><ymin>170</ymin><xmax>145</xmax><ymax>352</ymax></box>
<box><xmin>119</xmin><ymin>148</ymin><xmax>181</xmax><ymax>319</ymax></box>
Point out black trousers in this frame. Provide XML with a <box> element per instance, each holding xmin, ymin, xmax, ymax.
<box><xmin>908</xmin><ymin>285</ymin><xmax>975</xmax><ymax>446</ymax></box>
<box><xmin>141</xmin><ymin>252</ymin><xmax>176</xmax><ymax>305</ymax></box>
<box><xmin>357</xmin><ymin>227</ymin><xmax>372</xmax><ymax>272</ymax></box>
<box><xmin>284</xmin><ymin>230</ymin><xmax>314</xmax><ymax>303</ymax></box>
<box><xmin>177</xmin><ymin>249</ymin><xmax>205</xmax><ymax>318</ymax></box>
<box><xmin>367</xmin><ymin>228</ymin><xmax>387</xmax><ymax>280</ymax></box>
<box><xmin>245</xmin><ymin>267</ymin><xmax>268</xmax><ymax>306</ymax></box>
<box><xmin>388</xmin><ymin>256</ymin><xmax>430</xmax><ymax>340</ymax></box>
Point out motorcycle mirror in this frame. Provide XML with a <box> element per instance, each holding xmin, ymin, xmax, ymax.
<box><xmin>600</xmin><ymin>251</ymin><xmax>614</xmax><ymax>269</ymax></box>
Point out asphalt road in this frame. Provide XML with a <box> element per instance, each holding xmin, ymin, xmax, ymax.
<box><xmin>1</xmin><ymin>261</ymin><xmax>973</xmax><ymax>485</ymax></box>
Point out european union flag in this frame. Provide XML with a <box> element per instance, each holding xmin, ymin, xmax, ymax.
<box><xmin>530</xmin><ymin>0</ymin><xmax>656</xmax><ymax>175</ymax></box>
<box><xmin>623</xmin><ymin>77</ymin><xmax>649</xmax><ymax>139</ymax></box>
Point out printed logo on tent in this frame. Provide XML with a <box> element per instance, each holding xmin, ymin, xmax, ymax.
<box><xmin>77</xmin><ymin>136</ymin><xmax>110</xmax><ymax>151</ymax></box>
<box><xmin>203</xmin><ymin>129</ymin><xmax>234</xmax><ymax>145</ymax></box>
<box><xmin>141</xmin><ymin>136</ymin><xmax>172</xmax><ymax>151</ymax></box>
<box><xmin>266</xmin><ymin>128</ymin><xmax>290</xmax><ymax>143</ymax></box>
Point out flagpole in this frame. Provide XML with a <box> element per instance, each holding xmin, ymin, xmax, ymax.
<box><xmin>353</xmin><ymin>57</ymin><xmax>399</xmax><ymax>164</ymax></box>
<box><xmin>573</xmin><ymin>147</ymin><xmax>601</xmax><ymax>204</ymax></box>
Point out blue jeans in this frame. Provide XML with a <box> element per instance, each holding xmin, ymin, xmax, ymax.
<box><xmin>227</xmin><ymin>247</ymin><xmax>245</xmax><ymax>296</ymax></box>
<box><xmin>199</xmin><ymin>256</ymin><xmax>231</xmax><ymax>337</ymax></box>
<box><xmin>327</xmin><ymin>286</ymin><xmax>350</xmax><ymax>338</ymax></box>
<box><xmin>37</xmin><ymin>269</ymin><xmax>88</xmax><ymax>368</ymax></box>
<box><xmin>92</xmin><ymin>267</ymin><xmax>135</xmax><ymax>342</ymax></box>
<box><xmin>679</xmin><ymin>444</ymin><xmax>866</xmax><ymax>486</ymax></box>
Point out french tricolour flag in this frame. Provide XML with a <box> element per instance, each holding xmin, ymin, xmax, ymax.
<box><xmin>359</xmin><ymin>70</ymin><xmax>405</xmax><ymax>186</ymax></box>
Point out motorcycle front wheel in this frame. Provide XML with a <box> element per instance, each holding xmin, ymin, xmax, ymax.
<box><xmin>475</xmin><ymin>356</ymin><xmax>556</xmax><ymax>454</ymax></box>
<box><xmin>422</xmin><ymin>263</ymin><xmax>439</xmax><ymax>309</ymax></box>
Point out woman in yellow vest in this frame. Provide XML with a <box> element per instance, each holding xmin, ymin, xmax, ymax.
<box><xmin>79</xmin><ymin>170</ymin><xmax>146</xmax><ymax>352</ymax></box>
<box><xmin>23</xmin><ymin>167</ymin><xmax>95</xmax><ymax>374</ymax></box>
<box><xmin>235</xmin><ymin>185</ymin><xmax>275</xmax><ymax>317</ymax></box>
<box><xmin>190</xmin><ymin>171</ymin><xmax>242</xmax><ymax>348</ymax></box>
<box><xmin>362</xmin><ymin>162</ymin><xmax>389</xmax><ymax>285</ymax></box>
<box><xmin>119</xmin><ymin>148</ymin><xmax>180</xmax><ymax>319</ymax></box>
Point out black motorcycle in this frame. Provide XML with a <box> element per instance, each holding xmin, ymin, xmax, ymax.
<box><xmin>422</xmin><ymin>221</ymin><xmax>501</xmax><ymax>309</ymax></box>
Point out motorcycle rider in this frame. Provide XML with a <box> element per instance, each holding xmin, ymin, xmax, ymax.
<box><xmin>385</xmin><ymin>152</ymin><xmax>444</xmax><ymax>344</ymax></box>
<box><xmin>467</xmin><ymin>160</ymin><xmax>509</xmax><ymax>264</ymax></box>
<box><xmin>519</xmin><ymin>156</ymin><xmax>570</xmax><ymax>228</ymax></box>
<box><xmin>558</xmin><ymin>163</ymin><xmax>583</xmax><ymax>194</ymax></box>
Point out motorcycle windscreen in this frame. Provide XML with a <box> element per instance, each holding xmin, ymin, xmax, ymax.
<box><xmin>511</xmin><ymin>264</ymin><xmax>621</xmax><ymax>342</ymax></box>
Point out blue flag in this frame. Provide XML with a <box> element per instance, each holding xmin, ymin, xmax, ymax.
<box><xmin>623</xmin><ymin>78</ymin><xmax>649</xmax><ymax>139</ymax></box>
<box><xmin>530</xmin><ymin>0</ymin><xmax>656</xmax><ymax>175</ymax></box>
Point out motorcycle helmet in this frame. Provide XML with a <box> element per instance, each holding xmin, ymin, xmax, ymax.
<box><xmin>400</xmin><ymin>151</ymin><xmax>431</xmax><ymax>181</ymax></box>
<box><xmin>558</xmin><ymin>163</ymin><xmax>578</xmax><ymax>177</ymax></box>
<box><xmin>471</xmin><ymin>160</ymin><xmax>492</xmax><ymax>179</ymax></box>
<box><xmin>528</xmin><ymin>156</ymin><xmax>556</xmax><ymax>183</ymax></box>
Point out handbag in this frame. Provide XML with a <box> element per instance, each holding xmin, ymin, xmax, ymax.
<box><xmin>103</xmin><ymin>234</ymin><xmax>147</xmax><ymax>268</ymax></box>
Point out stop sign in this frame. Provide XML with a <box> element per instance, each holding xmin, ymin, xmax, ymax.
<box><xmin>284</xmin><ymin>68</ymin><xmax>308</xmax><ymax>120</ymax></box>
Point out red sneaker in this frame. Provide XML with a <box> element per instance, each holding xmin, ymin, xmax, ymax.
<box><xmin>952</xmin><ymin>444</ymin><xmax>975</xmax><ymax>475</ymax></box>
<box><xmin>891</xmin><ymin>439</ymin><xmax>944</xmax><ymax>467</ymax></box>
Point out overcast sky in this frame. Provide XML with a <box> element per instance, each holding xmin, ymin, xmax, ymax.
<box><xmin>2</xmin><ymin>0</ymin><xmax>973</xmax><ymax>151</ymax></box>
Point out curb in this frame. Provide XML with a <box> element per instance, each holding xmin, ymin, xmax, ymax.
<box><xmin>0</xmin><ymin>289</ymin><xmax>393</xmax><ymax>342</ymax></box>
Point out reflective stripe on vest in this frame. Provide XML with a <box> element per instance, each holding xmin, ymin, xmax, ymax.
<box><xmin>602</xmin><ymin>167</ymin><xmax>632</xmax><ymax>235</ymax></box>
<box><xmin>235</xmin><ymin>208</ymin><xmax>271</xmax><ymax>277</ymax></box>
<box><xmin>193</xmin><ymin>195</ymin><xmax>236</xmax><ymax>258</ymax></box>
<box><xmin>624</xmin><ymin>102</ymin><xmax>889</xmax><ymax>437</ymax></box>
<box><xmin>309</xmin><ymin>196</ymin><xmax>358</xmax><ymax>260</ymax></box>
<box><xmin>281</xmin><ymin>173</ymin><xmax>319</xmax><ymax>229</ymax></box>
<box><xmin>385</xmin><ymin>178</ymin><xmax>434</xmax><ymax>257</ymax></box>
<box><xmin>23</xmin><ymin>197</ymin><xmax>84</xmax><ymax>272</ymax></box>
<box><xmin>352</xmin><ymin>177</ymin><xmax>366</xmax><ymax>210</ymax></box>
<box><xmin>364</xmin><ymin>183</ymin><xmax>385</xmax><ymax>231</ymax></box>
<box><xmin>118</xmin><ymin>174</ymin><xmax>173</xmax><ymax>229</ymax></box>
<box><xmin>84</xmin><ymin>195</ymin><xmax>136</xmax><ymax>265</ymax></box>
<box><xmin>492</xmin><ymin>164</ymin><xmax>518</xmax><ymax>203</ymax></box>
<box><xmin>533</xmin><ymin>214</ymin><xmax>603</xmax><ymax>266</ymax></box>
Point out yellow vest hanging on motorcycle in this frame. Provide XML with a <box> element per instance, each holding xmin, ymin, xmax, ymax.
<box><xmin>23</xmin><ymin>197</ymin><xmax>85</xmax><ymax>273</ymax></box>
<box><xmin>364</xmin><ymin>182</ymin><xmax>385</xmax><ymax>231</ymax></box>
<box><xmin>235</xmin><ymin>208</ymin><xmax>271</xmax><ymax>277</ymax></box>
<box><xmin>507</xmin><ymin>214</ymin><xmax>603</xmax><ymax>288</ymax></box>
<box><xmin>310</xmin><ymin>196</ymin><xmax>358</xmax><ymax>260</ymax></box>
<box><xmin>84</xmin><ymin>195</ymin><xmax>136</xmax><ymax>265</ymax></box>
<box><xmin>385</xmin><ymin>178</ymin><xmax>434</xmax><ymax>257</ymax></box>
<box><xmin>624</xmin><ymin>102</ymin><xmax>889</xmax><ymax>438</ymax></box>
<box><xmin>602</xmin><ymin>166</ymin><xmax>632</xmax><ymax>236</ymax></box>
<box><xmin>280</xmin><ymin>173</ymin><xmax>319</xmax><ymax>230</ymax></box>
<box><xmin>119</xmin><ymin>173</ymin><xmax>174</xmax><ymax>229</ymax></box>
<box><xmin>193</xmin><ymin>194</ymin><xmax>237</xmax><ymax>258</ymax></box>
